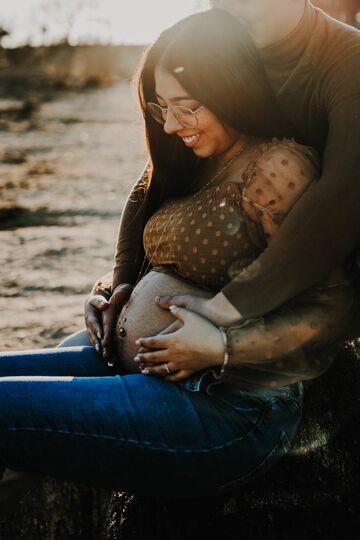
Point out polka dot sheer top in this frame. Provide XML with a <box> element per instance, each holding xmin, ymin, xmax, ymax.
<box><xmin>143</xmin><ymin>139</ymin><xmax>319</xmax><ymax>291</ymax></box>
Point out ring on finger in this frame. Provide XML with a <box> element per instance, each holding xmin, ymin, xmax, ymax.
<box><xmin>165</xmin><ymin>363</ymin><xmax>172</xmax><ymax>375</ymax></box>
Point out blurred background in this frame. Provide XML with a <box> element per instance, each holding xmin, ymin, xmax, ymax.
<box><xmin>0</xmin><ymin>1</ymin><xmax>359</xmax><ymax>350</ymax></box>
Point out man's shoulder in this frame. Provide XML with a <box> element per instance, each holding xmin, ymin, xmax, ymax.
<box><xmin>313</xmin><ymin>5</ymin><xmax>360</xmax><ymax>52</ymax></box>
<box><xmin>308</xmin><ymin>6</ymin><xmax>360</xmax><ymax>80</ymax></box>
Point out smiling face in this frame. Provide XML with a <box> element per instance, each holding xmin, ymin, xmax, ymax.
<box><xmin>154</xmin><ymin>65</ymin><xmax>242</xmax><ymax>161</ymax></box>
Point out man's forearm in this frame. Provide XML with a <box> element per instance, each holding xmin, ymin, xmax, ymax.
<box><xmin>221</xmin><ymin>161</ymin><xmax>360</xmax><ymax>318</ymax></box>
<box><xmin>222</xmin><ymin>76</ymin><xmax>360</xmax><ymax>320</ymax></box>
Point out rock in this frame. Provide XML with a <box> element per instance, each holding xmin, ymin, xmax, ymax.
<box><xmin>105</xmin><ymin>343</ymin><xmax>360</xmax><ymax>540</ymax></box>
<box><xmin>0</xmin><ymin>478</ymin><xmax>111</xmax><ymax>540</ymax></box>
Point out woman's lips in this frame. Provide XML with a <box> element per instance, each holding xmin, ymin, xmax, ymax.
<box><xmin>181</xmin><ymin>133</ymin><xmax>201</xmax><ymax>148</ymax></box>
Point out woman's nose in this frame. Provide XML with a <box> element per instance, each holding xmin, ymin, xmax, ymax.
<box><xmin>163</xmin><ymin>110</ymin><xmax>183</xmax><ymax>135</ymax></box>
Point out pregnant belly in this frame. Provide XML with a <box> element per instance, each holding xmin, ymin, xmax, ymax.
<box><xmin>115</xmin><ymin>270</ymin><xmax>213</xmax><ymax>373</ymax></box>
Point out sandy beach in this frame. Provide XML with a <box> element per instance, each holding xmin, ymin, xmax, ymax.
<box><xmin>0</xmin><ymin>81</ymin><xmax>147</xmax><ymax>350</ymax></box>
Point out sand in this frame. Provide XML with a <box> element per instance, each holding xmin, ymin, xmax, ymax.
<box><xmin>0</xmin><ymin>81</ymin><xmax>147</xmax><ymax>350</ymax></box>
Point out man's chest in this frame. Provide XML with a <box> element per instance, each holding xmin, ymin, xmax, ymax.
<box><xmin>267</xmin><ymin>67</ymin><xmax>328</xmax><ymax>154</ymax></box>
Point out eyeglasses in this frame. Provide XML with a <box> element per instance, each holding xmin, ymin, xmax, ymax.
<box><xmin>146</xmin><ymin>102</ymin><xmax>204</xmax><ymax>128</ymax></box>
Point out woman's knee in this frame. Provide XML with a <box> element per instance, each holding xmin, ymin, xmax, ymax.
<box><xmin>58</xmin><ymin>329</ymin><xmax>92</xmax><ymax>348</ymax></box>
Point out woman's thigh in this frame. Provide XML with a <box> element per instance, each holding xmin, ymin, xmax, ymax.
<box><xmin>58</xmin><ymin>329</ymin><xmax>92</xmax><ymax>348</ymax></box>
<box><xmin>0</xmin><ymin>346</ymin><xmax>110</xmax><ymax>378</ymax></box>
<box><xmin>0</xmin><ymin>361</ymin><xmax>302</xmax><ymax>498</ymax></box>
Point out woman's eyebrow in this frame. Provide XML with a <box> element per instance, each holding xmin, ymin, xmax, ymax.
<box><xmin>155</xmin><ymin>92</ymin><xmax>194</xmax><ymax>102</ymax></box>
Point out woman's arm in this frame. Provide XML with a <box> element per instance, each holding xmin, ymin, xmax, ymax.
<box><xmin>112</xmin><ymin>162</ymin><xmax>152</xmax><ymax>290</ymax></box>
<box><xmin>85</xmin><ymin>163</ymin><xmax>151</xmax><ymax>356</ymax></box>
<box><xmin>146</xmin><ymin>142</ymin><xmax>356</xmax><ymax>387</ymax></box>
<box><xmin>215</xmin><ymin>143</ymin><xmax>355</xmax><ymax>386</ymax></box>
<box><xmin>151</xmin><ymin>266</ymin><xmax>355</xmax><ymax>387</ymax></box>
<box><xmin>221</xmin><ymin>49</ymin><xmax>360</xmax><ymax>318</ymax></box>
<box><xmin>137</xmin><ymin>276</ymin><xmax>355</xmax><ymax>388</ymax></box>
<box><xmin>215</xmin><ymin>275</ymin><xmax>355</xmax><ymax>388</ymax></box>
<box><xmin>213</xmin><ymin>142</ymin><xmax>357</xmax><ymax>385</ymax></box>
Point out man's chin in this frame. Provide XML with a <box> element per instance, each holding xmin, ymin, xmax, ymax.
<box><xmin>209</xmin><ymin>1</ymin><xmax>251</xmax><ymax>26</ymax></box>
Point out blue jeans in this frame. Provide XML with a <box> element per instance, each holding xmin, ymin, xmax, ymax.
<box><xmin>0</xmin><ymin>345</ymin><xmax>302</xmax><ymax>498</ymax></box>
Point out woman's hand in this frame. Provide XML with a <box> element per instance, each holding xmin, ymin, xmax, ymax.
<box><xmin>84</xmin><ymin>295</ymin><xmax>109</xmax><ymax>351</ymax></box>
<box><xmin>101</xmin><ymin>283</ymin><xmax>133</xmax><ymax>363</ymax></box>
<box><xmin>155</xmin><ymin>291</ymin><xmax>243</xmax><ymax>326</ymax></box>
<box><xmin>134</xmin><ymin>306</ymin><xmax>224</xmax><ymax>382</ymax></box>
<box><xmin>85</xmin><ymin>283</ymin><xmax>133</xmax><ymax>362</ymax></box>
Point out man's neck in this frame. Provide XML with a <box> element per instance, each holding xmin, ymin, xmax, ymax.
<box><xmin>235</xmin><ymin>1</ymin><xmax>307</xmax><ymax>49</ymax></box>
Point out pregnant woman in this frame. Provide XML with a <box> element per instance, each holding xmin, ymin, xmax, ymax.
<box><xmin>0</xmin><ymin>10</ymin><xmax>355</xmax><ymax>500</ymax></box>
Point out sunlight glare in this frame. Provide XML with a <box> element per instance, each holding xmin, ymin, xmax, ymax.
<box><xmin>0</xmin><ymin>0</ymin><xmax>209</xmax><ymax>48</ymax></box>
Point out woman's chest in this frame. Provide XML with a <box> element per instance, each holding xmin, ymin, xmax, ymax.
<box><xmin>143</xmin><ymin>182</ymin><xmax>265</xmax><ymax>289</ymax></box>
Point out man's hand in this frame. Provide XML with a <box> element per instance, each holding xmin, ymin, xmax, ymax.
<box><xmin>155</xmin><ymin>291</ymin><xmax>242</xmax><ymax>326</ymax></box>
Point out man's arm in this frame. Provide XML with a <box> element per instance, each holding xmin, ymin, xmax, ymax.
<box><xmin>221</xmin><ymin>51</ymin><xmax>360</xmax><ymax>319</ymax></box>
<box><xmin>154</xmin><ymin>144</ymin><xmax>357</xmax><ymax>388</ymax></box>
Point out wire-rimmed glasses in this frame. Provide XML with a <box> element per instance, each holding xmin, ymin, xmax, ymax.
<box><xmin>146</xmin><ymin>102</ymin><xmax>204</xmax><ymax>128</ymax></box>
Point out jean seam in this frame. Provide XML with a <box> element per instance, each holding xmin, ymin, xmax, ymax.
<box><xmin>216</xmin><ymin>431</ymin><xmax>290</xmax><ymax>494</ymax></box>
<box><xmin>0</xmin><ymin>404</ymin><xmax>271</xmax><ymax>454</ymax></box>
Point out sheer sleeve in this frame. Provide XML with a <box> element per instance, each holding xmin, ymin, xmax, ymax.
<box><xmin>240</xmin><ymin>140</ymin><xmax>319</xmax><ymax>239</ymax></box>
<box><xmin>217</xmin><ymin>276</ymin><xmax>355</xmax><ymax>389</ymax></box>
<box><xmin>212</xmin><ymin>141</ymin><xmax>356</xmax><ymax>389</ymax></box>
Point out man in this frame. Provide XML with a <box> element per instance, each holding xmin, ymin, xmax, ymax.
<box><xmin>85</xmin><ymin>0</ymin><xmax>360</xmax><ymax>364</ymax></box>
<box><xmin>2</xmin><ymin>0</ymin><xmax>359</xmax><ymax>513</ymax></box>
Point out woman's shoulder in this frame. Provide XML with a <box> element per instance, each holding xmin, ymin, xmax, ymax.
<box><xmin>253</xmin><ymin>138</ymin><xmax>320</xmax><ymax>180</ymax></box>
<box><xmin>240</xmin><ymin>138</ymin><xmax>321</xmax><ymax>232</ymax></box>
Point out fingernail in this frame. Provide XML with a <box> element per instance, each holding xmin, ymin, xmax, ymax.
<box><xmin>169</xmin><ymin>305</ymin><xmax>176</xmax><ymax>312</ymax></box>
<box><xmin>133</xmin><ymin>356</ymin><xmax>140</xmax><ymax>363</ymax></box>
<box><xmin>135</xmin><ymin>339</ymin><xmax>141</xmax><ymax>346</ymax></box>
<box><xmin>97</xmin><ymin>332</ymin><xmax>101</xmax><ymax>340</ymax></box>
<box><xmin>141</xmin><ymin>369</ymin><xmax>150</xmax><ymax>374</ymax></box>
<box><xmin>95</xmin><ymin>343</ymin><xmax>100</xmax><ymax>353</ymax></box>
<box><xmin>155</xmin><ymin>296</ymin><xmax>159</xmax><ymax>303</ymax></box>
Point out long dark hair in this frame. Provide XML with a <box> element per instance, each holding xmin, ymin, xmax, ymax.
<box><xmin>137</xmin><ymin>8</ymin><xmax>299</xmax><ymax>200</ymax></box>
